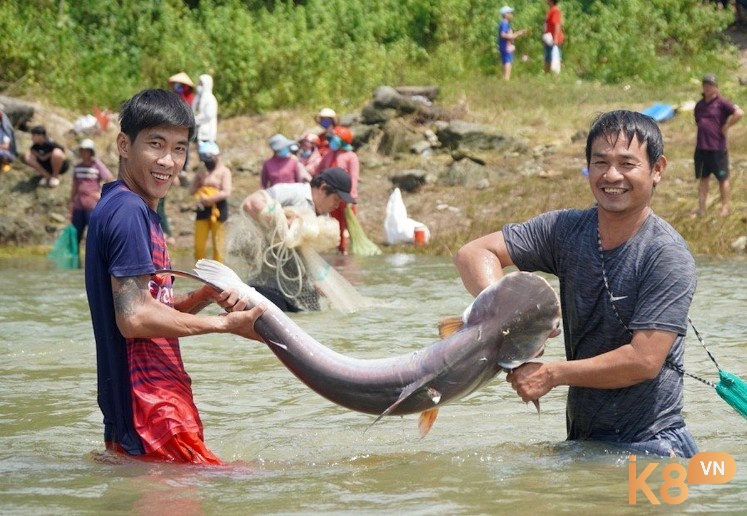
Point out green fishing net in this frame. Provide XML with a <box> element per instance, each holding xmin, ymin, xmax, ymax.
<box><xmin>345</xmin><ymin>205</ymin><xmax>382</xmax><ymax>256</ymax></box>
<box><xmin>716</xmin><ymin>370</ymin><xmax>747</xmax><ymax>420</ymax></box>
<box><xmin>48</xmin><ymin>224</ymin><xmax>79</xmax><ymax>269</ymax></box>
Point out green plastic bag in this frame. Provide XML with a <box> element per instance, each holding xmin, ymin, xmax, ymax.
<box><xmin>48</xmin><ymin>224</ymin><xmax>79</xmax><ymax>269</ymax></box>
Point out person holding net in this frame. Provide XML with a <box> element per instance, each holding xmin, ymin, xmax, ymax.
<box><xmin>237</xmin><ymin>167</ymin><xmax>357</xmax><ymax>312</ymax></box>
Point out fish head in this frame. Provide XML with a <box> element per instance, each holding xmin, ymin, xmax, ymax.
<box><xmin>465</xmin><ymin>272</ymin><xmax>561</xmax><ymax>371</ymax></box>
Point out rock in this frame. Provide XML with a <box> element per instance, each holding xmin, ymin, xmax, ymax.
<box><xmin>377</xmin><ymin>118</ymin><xmax>424</xmax><ymax>156</ymax></box>
<box><xmin>389</xmin><ymin>169</ymin><xmax>430</xmax><ymax>193</ymax></box>
<box><xmin>0</xmin><ymin>95</ymin><xmax>35</xmax><ymax>129</ymax></box>
<box><xmin>373</xmin><ymin>86</ymin><xmax>408</xmax><ymax>110</ymax></box>
<box><xmin>338</xmin><ymin>112</ymin><xmax>360</xmax><ymax>127</ymax></box>
<box><xmin>394</xmin><ymin>86</ymin><xmax>440</xmax><ymax>102</ymax></box>
<box><xmin>372</xmin><ymin>86</ymin><xmax>420</xmax><ymax>115</ymax></box>
<box><xmin>435</xmin><ymin>119</ymin><xmax>527</xmax><ymax>152</ymax></box>
<box><xmin>360</xmin><ymin>104</ymin><xmax>397</xmax><ymax>125</ymax></box>
<box><xmin>349</xmin><ymin>123</ymin><xmax>380</xmax><ymax>148</ymax></box>
<box><xmin>475</xmin><ymin>178</ymin><xmax>490</xmax><ymax>190</ymax></box>
<box><xmin>409</xmin><ymin>140</ymin><xmax>432</xmax><ymax>155</ymax></box>
<box><xmin>730</xmin><ymin>235</ymin><xmax>747</xmax><ymax>252</ymax></box>
<box><xmin>440</xmin><ymin>158</ymin><xmax>484</xmax><ymax>187</ymax></box>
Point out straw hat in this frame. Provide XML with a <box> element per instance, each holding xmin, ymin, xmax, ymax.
<box><xmin>167</xmin><ymin>72</ymin><xmax>194</xmax><ymax>87</ymax></box>
<box><xmin>313</xmin><ymin>107</ymin><xmax>339</xmax><ymax>125</ymax></box>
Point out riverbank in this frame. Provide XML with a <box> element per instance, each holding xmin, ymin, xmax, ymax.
<box><xmin>1</xmin><ymin>75</ymin><xmax>746</xmax><ymax>259</ymax></box>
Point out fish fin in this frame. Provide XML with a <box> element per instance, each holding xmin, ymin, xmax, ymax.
<box><xmin>369</xmin><ymin>374</ymin><xmax>440</xmax><ymax>427</ymax></box>
<box><xmin>194</xmin><ymin>259</ymin><xmax>249</xmax><ymax>292</ymax></box>
<box><xmin>153</xmin><ymin>269</ymin><xmax>223</xmax><ymax>292</ymax></box>
<box><xmin>266</xmin><ymin>339</ymin><xmax>288</xmax><ymax>351</ymax></box>
<box><xmin>531</xmin><ymin>399</ymin><xmax>540</xmax><ymax>417</ymax></box>
<box><xmin>418</xmin><ymin>408</ymin><xmax>439</xmax><ymax>438</ymax></box>
<box><xmin>438</xmin><ymin>316</ymin><xmax>464</xmax><ymax>339</ymax></box>
<box><xmin>193</xmin><ymin>259</ymin><xmax>260</xmax><ymax>303</ymax></box>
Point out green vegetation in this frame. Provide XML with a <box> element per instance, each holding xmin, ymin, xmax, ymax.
<box><xmin>0</xmin><ymin>0</ymin><xmax>738</xmax><ymax>115</ymax></box>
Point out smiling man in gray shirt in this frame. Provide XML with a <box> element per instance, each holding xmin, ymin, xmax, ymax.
<box><xmin>454</xmin><ymin>110</ymin><xmax>697</xmax><ymax>457</ymax></box>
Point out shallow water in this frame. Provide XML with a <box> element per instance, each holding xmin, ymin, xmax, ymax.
<box><xmin>0</xmin><ymin>254</ymin><xmax>745</xmax><ymax>515</ymax></box>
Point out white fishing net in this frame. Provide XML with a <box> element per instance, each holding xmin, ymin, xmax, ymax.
<box><xmin>225</xmin><ymin>197</ymin><xmax>369</xmax><ymax>313</ymax></box>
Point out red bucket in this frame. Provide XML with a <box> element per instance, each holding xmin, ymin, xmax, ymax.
<box><xmin>413</xmin><ymin>226</ymin><xmax>426</xmax><ymax>245</ymax></box>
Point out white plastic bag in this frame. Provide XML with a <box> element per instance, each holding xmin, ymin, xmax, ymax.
<box><xmin>550</xmin><ymin>45</ymin><xmax>561</xmax><ymax>74</ymax></box>
<box><xmin>384</xmin><ymin>188</ymin><xmax>430</xmax><ymax>244</ymax></box>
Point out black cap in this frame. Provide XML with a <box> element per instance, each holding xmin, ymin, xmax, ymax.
<box><xmin>320</xmin><ymin>167</ymin><xmax>356</xmax><ymax>204</ymax></box>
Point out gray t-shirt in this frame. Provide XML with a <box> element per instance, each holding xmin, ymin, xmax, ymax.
<box><xmin>503</xmin><ymin>207</ymin><xmax>696</xmax><ymax>443</ymax></box>
<box><xmin>265</xmin><ymin>182</ymin><xmax>314</xmax><ymax>211</ymax></box>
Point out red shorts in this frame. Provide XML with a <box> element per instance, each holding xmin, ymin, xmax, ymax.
<box><xmin>106</xmin><ymin>432</ymin><xmax>223</xmax><ymax>466</ymax></box>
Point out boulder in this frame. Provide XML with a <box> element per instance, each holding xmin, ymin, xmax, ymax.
<box><xmin>389</xmin><ymin>169</ymin><xmax>432</xmax><ymax>193</ymax></box>
<box><xmin>435</xmin><ymin>119</ymin><xmax>527</xmax><ymax>153</ymax></box>
<box><xmin>377</xmin><ymin>118</ymin><xmax>423</xmax><ymax>156</ymax></box>
<box><xmin>0</xmin><ymin>95</ymin><xmax>35</xmax><ymax>129</ymax></box>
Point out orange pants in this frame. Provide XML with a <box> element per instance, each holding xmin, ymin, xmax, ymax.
<box><xmin>106</xmin><ymin>432</ymin><xmax>223</xmax><ymax>465</ymax></box>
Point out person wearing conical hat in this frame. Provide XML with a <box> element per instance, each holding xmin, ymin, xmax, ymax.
<box><xmin>168</xmin><ymin>72</ymin><xmax>195</xmax><ymax>106</ymax></box>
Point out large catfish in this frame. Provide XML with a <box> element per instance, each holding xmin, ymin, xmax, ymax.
<box><xmin>156</xmin><ymin>260</ymin><xmax>561</xmax><ymax>437</ymax></box>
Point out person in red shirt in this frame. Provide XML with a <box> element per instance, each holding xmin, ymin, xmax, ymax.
<box><xmin>85</xmin><ymin>89</ymin><xmax>266</xmax><ymax>465</ymax></box>
<box><xmin>313</xmin><ymin>107</ymin><xmax>339</xmax><ymax>157</ymax></box>
<box><xmin>543</xmin><ymin>0</ymin><xmax>564</xmax><ymax>74</ymax></box>
<box><xmin>167</xmin><ymin>72</ymin><xmax>195</xmax><ymax>107</ymax></box>
<box><xmin>314</xmin><ymin>126</ymin><xmax>359</xmax><ymax>254</ymax></box>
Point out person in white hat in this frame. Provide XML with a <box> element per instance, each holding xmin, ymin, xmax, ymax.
<box><xmin>69</xmin><ymin>138</ymin><xmax>114</xmax><ymax>258</ymax></box>
<box><xmin>313</xmin><ymin>107</ymin><xmax>339</xmax><ymax>156</ymax></box>
<box><xmin>260</xmin><ymin>133</ymin><xmax>310</xmax><ymax>188</ymax></box>
<box><xmin>497</xmin><ymin>6</ymin><xmax>527</xmax><ymax>80</ymax></box>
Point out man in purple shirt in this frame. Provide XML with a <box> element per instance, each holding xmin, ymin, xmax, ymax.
<box><xmin>692</xmin><ymin>73</ymin><xmax>743</xmax><ymax>217</ymax></box>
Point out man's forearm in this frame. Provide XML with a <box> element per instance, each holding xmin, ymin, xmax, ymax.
<box><xmin>173</xmin><ymin>286</ymin><xmax>216</xmax><ymax>314</ymax></box>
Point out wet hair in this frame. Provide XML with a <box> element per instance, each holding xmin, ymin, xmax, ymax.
<box><xmin>30</xmin><ymin>125</ymin><xmax>47</xmax><ymax>136</ymax></box>
<box><xmin>118</xmin><ymin>89</ymin><xmax>195</xmax><ymax>143</ymax></box>
<box><xmin>585</xmin><ymin>110</ymin><xmax>663</xmax><ymax>168</ymax></box>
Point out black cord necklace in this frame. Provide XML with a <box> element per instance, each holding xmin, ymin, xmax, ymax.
<box><xmin>596</xmin><ymin>224</ymin><xmax>717</xmax><ymax>388</ymax></box>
